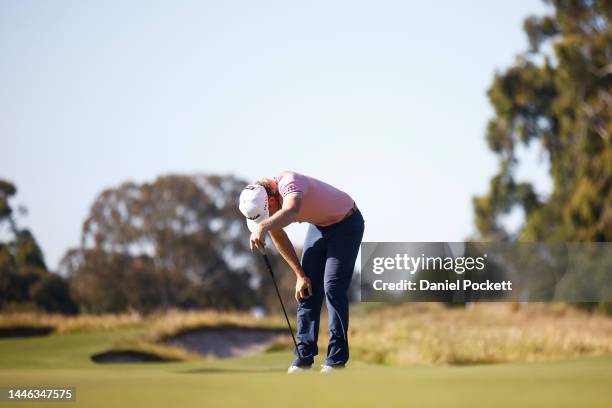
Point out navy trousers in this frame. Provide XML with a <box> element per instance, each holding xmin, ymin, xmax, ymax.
<box><xmin>293</xmin><ymin>209</ymin><xmax>364</xmax><ymax>367</ymax></box>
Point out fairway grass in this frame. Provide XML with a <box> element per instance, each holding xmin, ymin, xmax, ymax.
<box><xmin>0</xmin><ymin>328</ymin><xmax>611</xmax><ymax>408</ymax></box>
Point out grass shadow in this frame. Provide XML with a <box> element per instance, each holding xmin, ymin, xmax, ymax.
<box><xmin>177</xmin><ymin>367</ymin><xmax>286</xmax><ymax>374</ymax></box>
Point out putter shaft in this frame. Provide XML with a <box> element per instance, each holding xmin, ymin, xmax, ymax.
<box><xmin>263</xmin><ymin>254</ymin><xmax>302</xmax><ymax>360</ymax></box>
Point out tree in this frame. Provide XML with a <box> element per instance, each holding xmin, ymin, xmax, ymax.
<box><xmin>29</xmin><ymin>273</ymin><xmax>78</xmax><ymax>314</ymax></box>
<box><xmin>0</xmin><ymin>179</ymin><xmax>17</xmax><ymax>224</ymax></box>
<box><xmin>0</xmin><ymin>178</ymin><xmax>76</xmax><ymax>313</ymax></box>
<box><xmin>474</xmin><ymin>0</ymin><xmax>611</xmax><ymax>242</ymax></box>
<box><xmin>62</xmin><ymin>174</ymin><xmax>290</xmax><ymax>313</ymax></box>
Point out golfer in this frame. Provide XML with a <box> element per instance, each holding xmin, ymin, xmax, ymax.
<box><xmin>239</xmin><ymin>171</ymin><xmax>364</xmax><ymax>373</ymax></box>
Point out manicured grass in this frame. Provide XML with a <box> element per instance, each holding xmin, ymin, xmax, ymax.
<box><xmin>0</xmin><ymin>327</ymin><xmax>611</xmax><ymax>408</ymax></box>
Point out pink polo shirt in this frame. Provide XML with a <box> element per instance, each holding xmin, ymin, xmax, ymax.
<box><xmin>273</xmin><ymin>171</ymin><xmax>354</xmax><ymax>227</ymax></box>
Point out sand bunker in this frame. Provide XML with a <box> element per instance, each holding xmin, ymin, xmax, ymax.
<box><xmin>166</xmin><ymin>327</ymin><xmax>287</xmax><ymax>358</ymax></box>
<box><xmin>0</xmin><ymin>326</ymin><xmax>54</xmax><ymax>338</ymax></box>
<box><xmin>91</xmin><ymin>326</ymin><xmax>287</xmax><ymax>363</ymax></box>
<box><xmin>91</xmin><ymin>350</ymin><xmax>173</xmax><ymax>363</ymax></box>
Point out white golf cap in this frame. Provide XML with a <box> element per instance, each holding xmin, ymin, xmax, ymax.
<box><xmin>238</xmin><ymin>184</ymin><xmax>269</xmax><ymax>232</ymax></box>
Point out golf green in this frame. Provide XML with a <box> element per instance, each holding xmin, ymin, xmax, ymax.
<box><xmin>0</xmin><ymin>329</ymin><xmax>610</xmax><ymax>408</ymax></box>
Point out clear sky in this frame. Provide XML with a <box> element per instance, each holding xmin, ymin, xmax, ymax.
<box><xmin>1</xmin><ymin>0</ymin><xmax>552</xmax><ymax>271</ymax></box>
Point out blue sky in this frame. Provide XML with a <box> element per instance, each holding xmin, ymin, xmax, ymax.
<box><xmin>1</xmin><ymin>1</ymin><xmax>552</xmax><ymax>271</ymax></box>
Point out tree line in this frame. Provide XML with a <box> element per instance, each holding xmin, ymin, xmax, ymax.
<box><xmin>0</xmin><ymin>175</ymin><xmax>296</xmax><ymax>315</ymax></box>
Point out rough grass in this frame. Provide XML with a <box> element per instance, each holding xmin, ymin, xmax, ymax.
<box><xmin>349</xmin><ymin>303</ymin><xmax>612</xmax><ymax>366</ymax></box>
<box><xmin>0</xmin><ymin>312</ymin><xmax>144</xmax><ymax>334</ymax></box>
<box><xmin>1</xmin><ymin>303</ymin><xmax>612</xmax><ymax>367</ymax></box>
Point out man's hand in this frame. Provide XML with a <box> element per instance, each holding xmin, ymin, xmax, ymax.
<box><xmin>249</xmin><ymin>224</ymin><xmax>267</xmax><ymax>254</ymax></box>
<box><xmin>295</xmin><ymin>276</ymin><xmax>313</xmax><ymax>302</ymax></box>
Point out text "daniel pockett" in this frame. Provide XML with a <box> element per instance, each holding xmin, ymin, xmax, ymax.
<box><xmin>372</xmin><ymin>279</ymin><xmax>513</xmax><ymax>291</ymax></box>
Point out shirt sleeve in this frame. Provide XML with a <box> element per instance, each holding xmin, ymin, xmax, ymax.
<box><xmin>277</xmin><ymin>172</ymin><xmax>304</xmax><ymax>197</ymax></box>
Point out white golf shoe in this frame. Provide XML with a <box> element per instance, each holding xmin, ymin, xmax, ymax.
<box><xmin>320</xmin><ymin>364</ymin><xmax>345</xmax><ymax>373</ymax></box>
<box><xmin>287</xmin><ymin>365</ymin><xmax>311</xmax><ymax>373</ymax></box>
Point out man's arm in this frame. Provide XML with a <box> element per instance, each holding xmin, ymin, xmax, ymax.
<box><xmin>268</xmin><ymin>228</ymin><xmax>304</xmax><ymax>278</ymax></box>
<box><xmin>249</xmin><ymin>193</ymin><xmax>301</xmax><ymax>254</ymax></box>
<box><xmin>268</xmin><ymin>227</ymin><xmax>312</xmax><ymax>301</ymax></box>
<box><xmin>260</xmin><ymin>193</ymin><xmax>301</xmax><ymax>231</ymax></box>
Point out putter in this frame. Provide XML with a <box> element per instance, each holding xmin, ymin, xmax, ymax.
<box><xmin>262</xmin><ymin>254</ymin><xmax>303</xmax><ymax>360</ymax></box>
